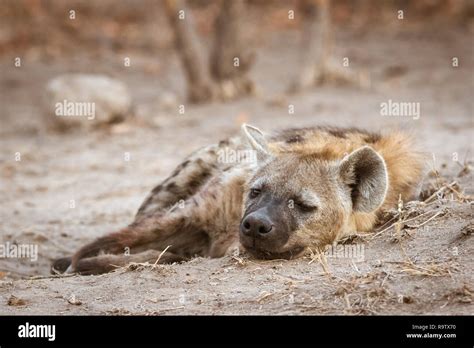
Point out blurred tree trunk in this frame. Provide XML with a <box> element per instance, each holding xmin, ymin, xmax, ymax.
<box><xmin>313</xmin><ymin>0</ymin><xmax>333</xmax><ymax>81</ymax></box>
<box><xmin>290</xmin><ymin>0</ymin><xmax>331</xmax><ymax>92</ymax></box>
<box><xmin>289</xmin><ymin>0</ymin><xmax>361</xmax><ymax>92</ymax></box>
<box><xmin>164</xmin><ymin>0</ymin><xmax>216</xmax><ymax>103</ymax></box>
<box><xmin>289</xmin><ymin>0</ymin><xmax>322</xmax><ymax>92</ymax></box>
<box><xmin>210</xmin><ymin>0</ymin><xmax>255</xmax><ymax>100</ymax></box>
<box><xmin>164</xmin><ymin>0</ymin><xmax>255</xmax><ymax>103</ymax></box>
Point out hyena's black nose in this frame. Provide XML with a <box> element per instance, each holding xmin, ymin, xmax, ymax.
<box><xmin>241</xmin><ymin>213</ymin><xmax>273</xmax><ymax>237</ymax></box>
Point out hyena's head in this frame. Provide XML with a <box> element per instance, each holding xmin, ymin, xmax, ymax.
<box><xmin>239</xmin><ymin>124</ymin><xmax>388</xmax><ymax>260</ymax></box>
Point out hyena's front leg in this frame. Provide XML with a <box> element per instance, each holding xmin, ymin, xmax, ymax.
<box><xmin>65</xmin><ymin>249</ymin><xmax>186</xmax><ymax>275</ymax></box>
<box><xmin>52</xmin><ymin>222</ymin><xmax>163</xmax><ymax>274</ymax></box>
<box><xmin>51</xmin><ymin>216</ymin><xmax>172</xmax><ymax>274</ymax></box>
<box><xmin>52</xmin><ymin>168</ymin><xmax>247</xmax><ymax>275</ymax></box>
<box><xmin>63</xmin><ymin>211</ymin><xmax>202</xmax><ymax>274</ymax></box>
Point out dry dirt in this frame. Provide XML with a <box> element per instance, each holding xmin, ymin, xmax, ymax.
<box><xmin>0</xmin><ymin>24</ymin><xmax>473</xmax><ymax>315</ymax></box>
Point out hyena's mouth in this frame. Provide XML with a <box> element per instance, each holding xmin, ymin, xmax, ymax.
<box><xmin>243</xmin><ymin>245</ymin><xmax>305</xmax><ymax>260</ymax></box>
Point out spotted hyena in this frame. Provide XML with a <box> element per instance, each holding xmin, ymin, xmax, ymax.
<box><xmin>52</xmin><ymin>124</ymin><xmax>426</xmax><ymax>274</ymax></box>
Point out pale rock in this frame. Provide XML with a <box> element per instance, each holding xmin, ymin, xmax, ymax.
<box><xmin>44</xmin><ymin>74</ymin><xmax>132</xmax><ymax>130</ymax></box>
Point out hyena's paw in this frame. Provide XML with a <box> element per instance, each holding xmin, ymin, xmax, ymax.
<box><xmin>51</xmin><ymin>257</ymin><xmax>72</xmax><ymax>275</ymax></box>
<box><xmin>51</xmin><ymin>254</ymin><xmax>118</xmax><ymax>275</ymax></box>
<box><xmin>73</xmin><ymin>255</ymin><xmax>120</xmax><ymax>275</ymax></box>
<box><xmin>71</xmin><ymin>250</ymin><xmax>188</xmax><ymax>275</ymax></box>
<box><xmin>224</xmin><ymin>242</ymin><xmax>242</xmax><ymax>257</ymax></box>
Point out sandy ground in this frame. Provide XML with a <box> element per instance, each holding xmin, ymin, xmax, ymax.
<box><xmin>0</xmin><ymin>25</ymin><xmax>473</xmax><ymax>315</ymax></box>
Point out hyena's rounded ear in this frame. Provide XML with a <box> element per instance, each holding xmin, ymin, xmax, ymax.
<box><xmin>241</xmin><ymin>124</ymin><xmax>271</xmax><ymax>161</ymax></box>
<box><xmin>339</xmin><ymin>146</ymin><xmax>388</xmax><ymax>213</ymax></box>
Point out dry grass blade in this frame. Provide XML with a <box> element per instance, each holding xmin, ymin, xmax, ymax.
<box><xmin>153</xmin><ymin>245</ymin><xmax>172</xmax><ymax>266</ymax></box>
<box><xmin>399</xmin><ymin>261</ymin><xmax>455</xmax><ymax>277</ymax></box>
<box><xmin>308</xmin><ymin>248</ymin><xmax>331</xmax><ymax>276</ymax></box>
<box><xmin>372</xmin><ymin>205</ymin><xmax>444</xmax><ymax>240</ymax></box>
<box><xmin>256</xmin><ymin>291</ymin><xmax>273</xmax><ymax>303</ymax></box>
<box><xmin>423</xmin><ymin>181</ymin><xmax>457</xmax><ymax>203</ymax></box>
<box><xmin>231</xmin><ymin>255</ymin><xmax>247</xmax><ymax>266</ymax></box>
<box><xmin>405</xmin><ymin>210</ymin><xmax>443</xmax><ymax>229</ymax></box>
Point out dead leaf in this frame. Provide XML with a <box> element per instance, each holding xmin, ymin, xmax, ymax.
<box><xmin>7</xmin><ymin>295</ymin><xmax>26</xmax><ymax>306</ymax></box>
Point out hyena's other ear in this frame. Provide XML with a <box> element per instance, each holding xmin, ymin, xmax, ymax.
<box><xmin>339</xmin><ymin>146</ymin><xmax>388</xmax><ymax>213</ymax></box>
<box><xmin>241</xmin><ymin>124</ymin><xmax>270</xmax><ymax>161</ymax></box>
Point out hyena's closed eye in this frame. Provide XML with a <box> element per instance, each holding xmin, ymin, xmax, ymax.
<box><xmin>249</xmin><ymin>187</ymin><xmax>261</xmax><ymax>198</ymax></box>
<box><xmin>292</xmin><ymin>190</ymin><xmax>319</xmax><ymax>213</ymax></box>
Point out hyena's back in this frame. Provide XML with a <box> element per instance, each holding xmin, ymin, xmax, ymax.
<box><xmin>269</xmin><ymin>126</ymin><xmax>425</xmax><ymax>204</ymax></box>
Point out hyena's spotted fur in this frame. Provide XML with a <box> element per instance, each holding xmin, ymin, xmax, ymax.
<box><xmin>52</xmin><ymin>125</ymin><xmax>426</xmax><ymax>275</ymax></box>
<box><xmin>135</xmin><ymin>136</ymin><xmax>246</xmax><ymax>219</ymax></box>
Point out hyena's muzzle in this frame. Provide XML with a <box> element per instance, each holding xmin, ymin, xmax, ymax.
<box><xmin>239</xmin><ymin>195</ymin><xmax>303</xmax><ymax>260</ymax></box>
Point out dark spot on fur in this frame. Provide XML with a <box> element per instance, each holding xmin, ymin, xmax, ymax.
<box><xmin>136</xmin><ymin>195</ymin><xmax>154</xmax><ymax>215</ymax></box>
<box><xmin>326</xmin><ymin>128</ymin><xmax>347</xmax><ymax>138</ymax></box>
<box><xmin>151</xmin><ymin>184</ymin><xmax>163</xmax><ymax>194</ymax></box>
<box><xmin>188</xmin><ymin>169</ymin><xmax>212</xmax><ymax>189</ymax></box>
<box><xmin>169</xmin><ymin>170</ymin><xmax>180</xmax><ymax>178</ymax></box>
<box><xmin>286</xmin><ymin>134</ymin><xmax>304</xmax><ymax>143</ymax></box>
<box><xmin>364</xmin><ymin>133</ymin><xmax>381</xmax><ymax>144</ymax></box>
<box><xmin>166</xmin><ymin>182</ymin><xmax>177</xmax><ymax>191</ymax></box>
<box><xmin>218</xmin><ymin>140</ymin><xmax>230</xmax><ymax>147</ymax></box>
<box><xmin>188</xmin><ymin>179</ymin><xmax>201</xmax><ymax>189</ymax></box>
<box><xmin>168</xmin><ymin>160</ymin><xmax>192</xmax><ymax>179</ymax></box>
<box><xmin>271</xmin><ymin>128</ymin><xmax>312</xmax><ymax>143</ymax></box>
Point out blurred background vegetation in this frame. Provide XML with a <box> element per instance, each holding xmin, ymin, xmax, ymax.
<box><xmin>0</xmin><ymin>0</ymin><xmax>472</xmax><ymax>133</ymax></box>
<box><xmin>1</xmin><ymin>0</ymin><xmax>472</xmax><ymax>57</ymax></box>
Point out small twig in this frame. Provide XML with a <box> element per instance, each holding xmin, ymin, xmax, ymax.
<box><xmin>256</xmin><ymin>291</ymin><xmax>273</xmax><ymax>303</ymax></box>
<box><xmin>406</xmin><ymin>210</ymin><xmax>443</xmax><ymax>229</ymax></box>
<box><xmin>380</xmin><ymin>272</ymin><xmax>390</xmax><ymax>287</ymax></box>
<box><xmin>424</xmin><ymin>181</ymin><xmax>457</xmax><ymax>203</ymax></box>
<box><xmin>28</xmin><ymin>273</ymin><xmax>77</xmax><ymax>280</ymax></box>
<box><xmin>351</xmin><ymin>260</ymin><xmax>361</xmax><ymax>274</ymax></box>
<box><xmin>376</xmin><ymin>215</ymin><xmax>398</xmax><ymax>232</ymax></box>
<box><xmin>371</xmin><ymin>210</ymin><xmax>435</xmax><ymax>239</ymax></box>
<box><xmin>396</xmin><ymin>236</ymin><xmax>415</xmax><ymax>268</ymax></box>
<box><xmin>308</xmin><ymin>248</ymin><xmax>331</xmax><ymax>276</ymax></box>
<box><xmin>445</xmin><ymin>184</ymin><xmax>470</xmax><ymax>202</ymax></box>
<box><xmin>344</xmin><ymin>293</ymin><xmax>352</xmax><ymax>310</ymax></box>
<box><xmin>155</xmin><ymin>306</ymin><xmax>185</xmax><ymax>313</ymax></box>
<box><xmin>153</xmin><ymin>245</ymin><xmax>172</xmax><ymax>267</ymax></box>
